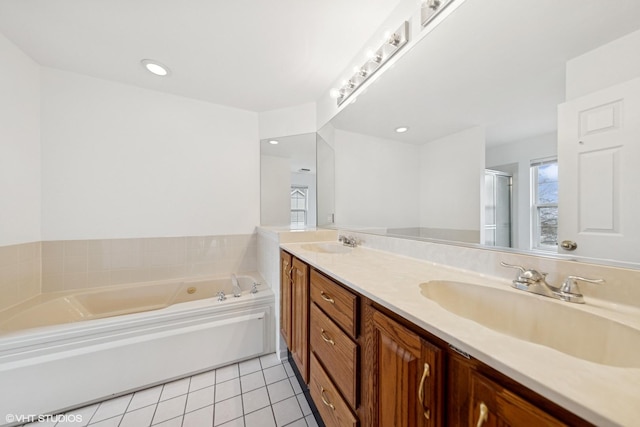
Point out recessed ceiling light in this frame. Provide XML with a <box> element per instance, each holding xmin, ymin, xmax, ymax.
<box><xmin>268</xmin><ymin>140</ymin><xmax>279</xmax><ymax>145</ymax></box>
<box><xmin>141</xmin><ymin>59</ymin><xmax>170</xmax><ymax>77</ymax></box>
<box><xmin>395</xmin><ymin>126</ymin><xmax>409</xmax><ymax>133</ymax></box>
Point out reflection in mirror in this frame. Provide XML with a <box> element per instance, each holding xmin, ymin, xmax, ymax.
<box><xmin>260</xmin><ymin>133</ymin><xmax>317</xmax><ymax>228</ymax></box>
<box><xmin>321</xmin><ymin>0</ymin><xmax>640</xmax><ymax>267</ymax></box>
<box><xmin>316</xmin><ymin>131</ymin><xmax>335</xmax><ymax>227</ymax></box>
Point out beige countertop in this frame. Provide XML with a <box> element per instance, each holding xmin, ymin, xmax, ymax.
<box><xmin>280</xmin><ymin>242</ymin><xmax>640</xmax><ymax>427</ymax></box>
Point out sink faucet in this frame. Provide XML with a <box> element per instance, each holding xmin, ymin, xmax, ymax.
<box><xmin>500</xmin><ymin>262</ymin><xmax>604</xmax><ymax>304</ymax></box>
<box><xmin>338</xmin><ymin>235</ymin><xmax>358</xmax><ymax>247</ymax></box>
<box><xmin>231</xmin><ymin>274</ymin><xmax>242</xmax><ymax>297</ymax></box>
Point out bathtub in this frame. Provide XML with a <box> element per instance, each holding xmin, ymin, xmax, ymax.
<box><xmin>0</xmin><ymin>274</ymin><xmax>274</xmax><ymax>426</ymax></box>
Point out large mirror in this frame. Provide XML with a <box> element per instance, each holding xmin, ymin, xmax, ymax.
<box><xmin>260</xmin><ymin>133</ymin><xmax>317</xmax><ymax>228</ymax></box>
<box><xmin>319</xmin><ymin>0</ymin><xmax>640</xmax><ymax>267</ymax></box>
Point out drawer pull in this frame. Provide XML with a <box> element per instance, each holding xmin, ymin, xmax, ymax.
<box><xmin>287</xmin><ymin>266</ymin><xmax>294</xmax><ymax>283</ymax></box>
<box><xmin>476</xmin><ymin>402</ymin><xmax>489</xmax><ymax>427</ymax></box>
<box><xmin>418</xmin><ymin>362</ymin><xmax>431</xmax><ymax>420</ymax></box>
<box><xmin>320</xmin><ymin>386</ymin><xmax>336</xmax><ymax>410</ymax></box>
<box><xmin>320</xmin><ymin>329</ymin><xmax>335</xmax><ymax>345</ymax></box>
<box><xmin>320</xmin><ymin>291</ymin><xmax>335</xmax><ymax>304</ymax></box>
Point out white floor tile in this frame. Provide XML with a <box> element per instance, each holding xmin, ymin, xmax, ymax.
<box><xmin>160</xmin><ymin>378</ymin><xmax>190</xmax><ymax>401</ymax></box>
<box><xmin>239</xmin><ymin>357</ymin><xmax>262</xmax><ymax>376</ymax></box>
<box><xmin>218</xmin><ymin>416</ymin><xmax>246</xmax><ymax>427</ymax></box>
<box><xmin>217</xmin><ymin>363</ymin><xmax>240</xmax><ymax>383</ymax></box>
<box><xmin>267</xmin><ymin>379</ymin><xmax>295</xmax><ymax>404</ymax></box>
<box><xmin>242</xmin><ymin>387</ymin><xmax>271</xmax><ymax>414</ymax></box>
<box><xmin>305</xmin><ymin>415</ymin><xmax>318</xmax><ymax>427</ymax></box>
<box><xmin>263</xmin><ymin>365</ymin><xmax>287</xmax><ymax>385</ymax></box>
<box><xmin>88</xmin><ymin>415</ymin><xmax>122</xmax><ymax>427</ymax></box>
<box><xmin>58</xmin><ymin>403</ymin><xmax>98</xmax><ymax>426</ymax></box>
<box><xmin>283</xmin><ymin>419</ymin><xmax>306</xmax><ymax>427</ymax></box>
<box><xmin>182</xmin><ymin>405</ymin><xmax>214</xmax><ymax>427</ymax></box>
<box><xmin>91</xmin><ymin>394</ymin><xmax>132</xmax><ymax>423</ymax></box>
<box><xmin>271</xmin><ymin>396</ymin><xmax>303</xmax><ymax>427</ymax></box>
<box><xmin>216</xmin><ymin>378</ymin><xmax>241</xmax><ymax>402</ymax></box>
<box><xmin>259</xmin><ymin>354</ymin><xmax>281</xmax><ymax>369</ymax></box>
<box><xmin>119</xmin><ymin>405</ymin><xmax>155</xmax><ymax>427</ymax></box>
<box><xmin>214</xmin><ymin>395</ymin><xmax>244</xmax><ymax>426</ymax></box>
<box><xmin>152</xmin><ymin>394</ymin><xmax>187</xmax><ymax>425</ymax></box>
<box><xmin>289</xmin><ymin>378</ymin><xmax>302</xmax><ymax>395</ymax></box>
<box><xmin>244</xmin><ymin>406</ymin><xmax>276</xmax><ymax>427</ymax></box>
<box><xmin>190</xmin><ymin>370</ymin><xmax>216</xmax><ymax>392</ymax></box>
<box><xmin>128</xmin><ymin>385</ymin><xmax>163</xmax><ymax>411</ymax></box>
<box><xmin>282</xmin><ymin>361</ymin><xmax>295</xmax><ymax>378</ymax></box>
<box><xmin>152</xmin><ymin>415</ymin><xmax>183</xmax><ymax>427</ymax></box>
<box><xmin>240</xmin><ymin>371</ymin><xmax>266</xmax><ymax>392</ymax></box>
<box><xmin>296</xmin><ymin>394</ymin><xmax>311</xmax><ymax>417</ymax></box>
<box><xmin>185</xmin><ymin>385</ymin><xmax>215</xmax><ymax>413</ymax></box>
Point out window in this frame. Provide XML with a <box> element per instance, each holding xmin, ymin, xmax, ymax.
<box><xmin>290</xmin><ymin>186</ymin><xmax>308</xmax><ymax>228</ymax></box>
<box><xmin>531</xmin><ymin>158</ymin><xmax>558</xmax><ymax>250</ymax></box>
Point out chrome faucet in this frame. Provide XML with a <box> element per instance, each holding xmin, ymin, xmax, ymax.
<box><xmin>500</xmin><ymin>262</ymin><xmax>604</xmax><ymax>304</ymax></box>
<box><xmin>231</xmin><ymin>274</ymin><xmax>242</xmax><ymax>297</ymax></box>
<box><xmin>216</xmin><ymin>291</ymin><xmax>226</xmax><ymax>302</ymax></box>
<box><xmin>250</xmin><ymin>282</ymin><xmax>260</xmax><ymax>294</ymax></box>
<box><xmin>338</xmin><ymin>235</ymin><xmax>358</xmax><ymax>247</ymax></box>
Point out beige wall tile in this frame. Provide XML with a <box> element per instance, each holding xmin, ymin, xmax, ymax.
<box><xmin>0</xmin><ymin>245</ymin><xmax>19</xmax><ymax>267</ymax></box>
<box><xmin>63</xmin><ymin>255</ymin><xmax>88</xmax><ymax>273</ymax></box>
<box><xmin>42</xmin><ymin>241</ymin><xmax>64</xmax><ymax>258</ymax></box>
<box><xmin>63</xmin><ymin>240</ymin><xmax>88</xmax><ymax>257</ymax></box>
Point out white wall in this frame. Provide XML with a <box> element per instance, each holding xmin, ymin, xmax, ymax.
<box><xmin>334</xmin><ymin>129</ymin><xmax>420</xmax><ymax>229</ymax></box>
<box><xmin>260</xmin><ymin>156</ymin><xmax>291</xmax><ymax>227</ymax></box>
<box><xmin>486</xmin><ymin>132</ymin><xmax>557</xmax><ymax>250</ymax></box>
<box><xmin>41</xmin><ymin>68</ymin><xmax>259</xmax><ymax>240</ymax></box>
<box><xmin>258</xmin><ymin>103</ymin><xmax>316</xmax><ymax>140</ymax></box>
<box><xmin>0</xmin><ymin>33</ymin><xmax>41</xmax><ymax>246</ymax></box>
<box><xmin>419</xmin><ymin>127</ymin><xmax>485</xmax><ymax>233</ymax></box>
<box><xmin>317</xmin><ymin>133</ymin><xmax>335</xmax><ymax>226</ymax></box>
<box><xmin>566</xmin><ymin>28</ymin><xmax>640</xmax><ymax>100</ymax></box>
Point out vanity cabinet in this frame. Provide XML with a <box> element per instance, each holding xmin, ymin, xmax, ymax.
<box><xmin>364</xmin><ymin>303</ymin><xmax>443</xmax><ymax>427</ymax></box>
<box><xmin>280</xmin><ymin>251</ymin><xmax>592</xmax><ymax>427</ymax></box>
<box><xmin>280</xmin><ymin>251</ymin><xmax>309</xmax><ymax>383</ymax></box>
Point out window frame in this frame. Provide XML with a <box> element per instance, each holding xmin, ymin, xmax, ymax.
<box><xmin>290</xmin><ymin>185</ymin><xmax>308</xmax><ymax>228</ymax></box>
<box><xmin>530</xmin><ymin>158</ymin><xmax>558</xmax><ymax>251</ymax></box>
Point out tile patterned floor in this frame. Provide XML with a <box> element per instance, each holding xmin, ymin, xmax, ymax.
<box><xmin>24</xmin><ymin>354</ymin><xmax>319</xmax><ymax>427</ymax></box>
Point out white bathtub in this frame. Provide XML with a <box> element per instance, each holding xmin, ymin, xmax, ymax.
<box><xmin>0</xmin><ymin>274</ymin><xmax>274</xmax><ymax>426</ymax></box>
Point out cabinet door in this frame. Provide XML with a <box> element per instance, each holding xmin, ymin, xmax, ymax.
<box><xmin>291</xmin><ymin>256</ymin><xmax>310</xmax><ymax>383</ymax></box>
<box><xmin>279</xmin><ymin>251</ymin><xmax>292</xmax><ymax>349</ymax></box>
<box><xmin>369</xmin><ymin>307</ymin><xmax>443</xmax><ymax>427</ymax></box>
<box><xmin>470</xmin><ymin>371</ymin><xmax>566</xmax><ymax>427</ymax></box>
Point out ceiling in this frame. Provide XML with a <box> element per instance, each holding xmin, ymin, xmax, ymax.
<box><xmin>0</xmin><ymin>0</ymin><xmax>401</xmax><ymax>112</ymax></box>
<box><xmin>330</xmin><ymin>0</ymin><xmax>640</xmax><ymax>146</ymax></box>
<box><xmin>260</xmin><ymin>133</ymin><xmax>316</xmax><ymax>173</ymax></box>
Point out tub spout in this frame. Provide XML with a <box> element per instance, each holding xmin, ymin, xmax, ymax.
<box><xmin>231</xmin><ymin>274</ymin><xmax>242</xmax><ymax>297</ymax></box>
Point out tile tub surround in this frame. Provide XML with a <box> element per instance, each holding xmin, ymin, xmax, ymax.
<box><xmin>41</xmin><ymin>234</ymin><xmax>257</xmax><ymax>293</ymax></box>
<box><xmin>0</xmin><ymin>242</ymin><xmax>41</xmax><ymax>311</ymax></box>
<box><xmin>280</xmin><ymin>240</ymin><xmax>640</xmax><ymax>426</ymax></box>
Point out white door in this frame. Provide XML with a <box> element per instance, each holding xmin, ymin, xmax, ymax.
<box><xmin>558</xmin><ymin>76</ymin><xmax>640</xmax><ymax>264</ymax></box>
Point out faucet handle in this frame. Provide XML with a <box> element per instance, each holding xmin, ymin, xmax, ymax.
<box><xmin>560</xmin><ymin>275</ymin><xmax>604</xmax><ymax>294</ymax></box>
<box><xmin>500</xmin><ymin>262</ymin><xmax>547</xmax><ymax>283</ymax></box>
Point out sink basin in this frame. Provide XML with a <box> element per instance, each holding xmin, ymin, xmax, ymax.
<box><xmin>420</xmin><ymin>280</ymin><xmax>640</xmax><ymax>368</ymax></box>
<box><xmin>300</xmin><ymin>242</ymin><xmax>353</xmax><ymax>254</ymax></box>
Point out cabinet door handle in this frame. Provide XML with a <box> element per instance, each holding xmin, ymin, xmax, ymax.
<box><xmin>319</xmin><ymin>291</ymin><xmax>335</xmax><ymax>304</ymax></box>
<box><xmin>287</xmin><ymin>266</ymin><xmax>294</xmax><ymax>283</ymax></box>
<box><xmin>320</xmin><ymin>386</ymin><xmax>335</xmax><ymax>410</ymax></box>
<box><xmin>320</xmin><ymin>329</ymin><xmax>335</xmax><ymax>345</ymax></box>
<box><xmin>476</xmin><ymin>402</ymin><xmax>489</xmax><ymax>427</ymax></box>
<box><xmin>418</xmin><ymin>362</ymin><xmax>431</xmax><ymax>420</ymax></box>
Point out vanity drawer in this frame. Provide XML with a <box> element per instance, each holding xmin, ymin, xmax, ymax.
<box><xmin>310</xmin><ymin>353</ymin><xmax>358</xmax><ymax>427</ymax></box>
<box><xmin>310</xmin><ymin>269</ymin><xmax>358</xmax><ymax>338</ymax></box>
<box><xmin>310</xmin><ymin>303</ymin><xmax>358</xmax><ymax>408</ymax></box>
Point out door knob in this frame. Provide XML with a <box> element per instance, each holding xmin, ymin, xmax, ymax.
<box><xmin>560</xmin><ymin>240</ymin><xmax>578</xmax><ymax>251</ymax></box>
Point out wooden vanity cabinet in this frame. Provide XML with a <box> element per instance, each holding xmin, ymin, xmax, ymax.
<box><xmin>362</xmin><ymin>302</ymin><xmax>444</xmax><ymax>427</ymax></box>
<box><xmin>280</xmin><ymin>250</ymin><xmax>310</xmax><ymax>383</ymax></box>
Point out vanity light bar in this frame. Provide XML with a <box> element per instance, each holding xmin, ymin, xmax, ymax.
<box><xmin>336</xmin><ymin>21</ymin><xmax>409</xmax><ymax>106</ymax></box>
<box><xmin>421</xmin><ymin>0</ymin><xmax>455</xmax><ymax>27</ymax></box>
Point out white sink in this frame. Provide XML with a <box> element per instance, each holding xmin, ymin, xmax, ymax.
<box><xmin>300</xmin><ymin>242</ymin><xmax>353</xmax><ymax>254</ymax></box>
<box><xmin>420</xmin><ymin>280</ymin><xmax>640</xmax><ymax>368</ymax></box>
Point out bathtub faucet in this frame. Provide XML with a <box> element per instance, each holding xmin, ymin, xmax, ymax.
<box><xmin>251</xmin><ymin>282</ymin><xmax>260</xmax><ymax>294</ymax></box>
<box><xmin>231</xmin><ymin>274</ymin><xmax>242</xmax><ymax>297</ymax></box>
<box><xmin>216</xmin><ymin>291</ymin><xmax>226</xmax><ymax>302</ymax></box>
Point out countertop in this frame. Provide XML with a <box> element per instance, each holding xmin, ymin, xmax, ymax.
<box><xmin>280</xmin><ymin>242</ymin><xmax>640</xmax><ymax>427</ymax></box>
